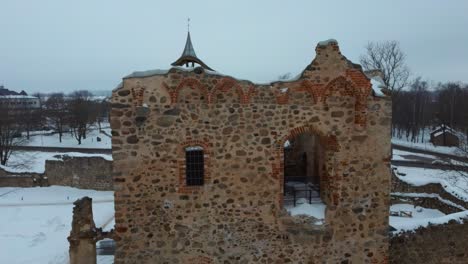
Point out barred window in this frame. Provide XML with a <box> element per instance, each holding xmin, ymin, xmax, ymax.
<box><xmin>185</xmin><ymin>146</ymin><xmax>204</xmax><ymax>186</ymax></box>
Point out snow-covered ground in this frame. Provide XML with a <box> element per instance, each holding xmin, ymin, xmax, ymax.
<box><xmin>394</xmin><ymin>166</ymin><xmax>468</xmax><ymax>202</ymax></box>
<box><xmin>392</xmin><ymin>149</ymin><xmax>442</xmax><ymax>162</ymax></box>
<box><xmin>389</xmin><ymin>203</ymin><xmax>468</xmax><ymax>233</ymax></box>
<box><xmin>392</xmin><ymin>137</ymin><xmax>464</xmax><ymax>157</ymax></box>
<box><xmin>0</xmin><ymin>151</ymin><xmax>112</xmax><ymax>173</ymax></box>
<box><xmin>0</xmin><ymin>186</ymin><xmax>114</xmax><ymax>264</ymax></box>
<box><xmin>21</xmin><ymin>126</ymin><xmax>111</xmax><ymax>149</ymax></box>
<box><xmin>285</xmin><ymin>198</ymin><xmax>326</xmax><ymax>224</ymax></box>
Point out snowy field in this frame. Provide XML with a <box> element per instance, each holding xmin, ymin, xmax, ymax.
<box><xmin>0</xmin><ymin>151</ymin><xmax>112</xmax><ymax>173</ymax></box>
<box><xmin>21</xmin><ymin>126</ymin><xmax>111</xmax><ymax>149</ymax></box>
<box><xmin>0</xmin><ymin>186</ymin><xmax>114</xmax><ymax>264</ymax></box>
<box><xmin>389</xmin><ymin>203</ymin><xmax>468</xmax><ymax>233</ymax></box>
<box><xmin>394</xmin><ymin>166</ymin><xmax>468</xmax><ymax>202</ymax></box>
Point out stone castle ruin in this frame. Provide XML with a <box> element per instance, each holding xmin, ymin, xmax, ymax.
<box><xmin>107</xmin><ymin>32</ymin><xmax>392</xmax><ymax>263</ymax></box>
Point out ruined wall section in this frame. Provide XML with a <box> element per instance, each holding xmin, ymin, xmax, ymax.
<box><xmin>46</xmin><ymin>156</ymin><xmax>113</xmax><ymax>190</ymax></box>
<box><xmin>0</xmin><ymin>157</ymin><xmax>113</xmax><ymax>190</ymax></box>
<box><xmin>390</xmin><ymin>221</ymin><xmax>468</xmax><ymax>264</ymax></box>
<box><xmin>110</xmin><ymin>41</ymin><xmax>391</xmax><ymax>263</ymax></box>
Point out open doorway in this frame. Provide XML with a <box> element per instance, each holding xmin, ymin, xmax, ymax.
<box><xmin>283</xmin><ymin>133</ymin><xmax>325</xmax><ymax>207</ymax></box>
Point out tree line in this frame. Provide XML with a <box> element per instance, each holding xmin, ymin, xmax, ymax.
<box><xmin>393</xmin><ymin>80</ymin><xmax>468</xmax><ymax>142</ymax></box>
<box><xmin>360</xmin><ymin>40</ymin><xmax>468</xmax><ymax>143</ymax></box>
<box><xmin>0</xmin><ymin>90</ymin><xmax>109</xmax><ymax>165</ymax></box>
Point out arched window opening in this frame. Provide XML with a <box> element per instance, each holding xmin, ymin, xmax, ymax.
<box><xmin>185</xmin><ymin>146</ymin><xmax>204</xmax><ymax>186</ymax></box>
<box><xmin>283</xmin><ymin>133</ymin><xmax>326</xmax><ymax>223</ymax></box>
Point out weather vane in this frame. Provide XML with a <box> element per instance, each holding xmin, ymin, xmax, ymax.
<box><xmin>187</xmin><ymin>17</ymin><xmax>190</xmax><ymax>32</ymax></box>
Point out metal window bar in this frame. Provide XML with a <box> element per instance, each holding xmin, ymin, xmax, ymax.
<box><xmin>285</xmin><ymin>183</ymin><xmax>321</xmax><ymax>206</ymax></box>
<box><xmin>185</xmin><ymin>148</ymin><xmax>204</xmax><ymax>186</ymax></box>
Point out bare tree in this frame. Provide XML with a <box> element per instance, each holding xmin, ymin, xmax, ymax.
<box><xmin>68</xmin><ymin>90</ymin><xmax>96</xmax><ymax>145</ymax></box>
<box><xmin>360</xmin><ymin>41</ymin><xmax>410</xmax><ymax>95</ymax></box>
<box><xmin>20</xmin><ymin>108</ymin><xmax>43</xmax><ymax>140</ymax></box>
<box><xmin>0</xmin><ymin>102</ymin><xmax>24</xmax><ymax>165</ymax></box>
<box><xmin>45</xmin><ymin>93</ymin><xmax>68</xmax><ymax>142</ymax></box>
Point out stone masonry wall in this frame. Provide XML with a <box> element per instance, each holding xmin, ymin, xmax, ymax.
<box><xmin>0</xmin><ymin>156</ymin><xmax>113</xmax><ymax>190</ymax></box>
<box><xmin>390</xmin><ymin>196</ymin><xmax>462</xmax><ymax>215</ymax></box>
<box><xmin>392</xmin><ymin>171</ymin><xmax>468</xmax><ymax>210</ymax></box>
<box><xmin>390</xmin><ymin>221</ymin><xmax>468</xmax><ymax>264</ymax></box>
<box><xmin>111</xmin><ymin>40</ymin><xmax>392</xmax><ymax>263</ymax></box>
<box><xmin>45</xmin><ymin>156</ymin><xmax>113</xmax><ymax>190</ymax></box>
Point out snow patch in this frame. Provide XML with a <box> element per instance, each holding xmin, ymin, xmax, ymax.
<box><xmin>317</xmin><ymin>39</ymin><xmax>338</xmax><ymax>46</ymax></box>
<box><xmin>393</xmin><ymin>166</ymin><xmax>468</xmax><ymax>202</ymax></box>
<box><xmin>370</xmin><ymin>76</ymin><xmax>387</xmax><ymax>97</ymax></box>
<box><xmin>285</xmin><ymin>199</ymin><xmax>326</xmax><ymax>224</ymax></box>
<box><xmin>390</xmin><ymin>204</ymin><xmax>468</xmax><ymax>234</ymax></box>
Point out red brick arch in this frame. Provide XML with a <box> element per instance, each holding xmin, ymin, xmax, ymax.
<box><xmin>273</xmin><ymin>80</ymin><xmax>321</xmax><ymax>105</ymax></box>
<box><xmin>209</xmin><ymin>78</ymin><xmax>246</xmax><ymax>104</ymax></box>
<box><xmin>171</xmin><ymin>78</ymin><xmax>209</xmax><ymax>104</ymax></box>
<box><xmin>321</xmin><ymin>76</ymin><xmax>356</xmax><ymax>102</ymax></box>
<box><xmin>321</xmin><ymin>75</ymin><xmax>371</xmax><ymax>126</ymax></box>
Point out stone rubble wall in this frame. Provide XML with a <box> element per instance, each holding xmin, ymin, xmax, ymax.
<box><xmin>390</xmin><ymin>196</ymin><xmax>462</xmax><ymax>214</ymax></box>
<box><xmin>111</xmin><ymin>41</ymin><xmax>392</xmax><ymax>263</ymax></box>
<box><xmin>391</xmin><ymin>170</ymin><xmax>468</xmax><ymax>210</ymax></box>
<box><xmin>390</xmin><ymin>220</ymin><xmax>468</xmax><ymax>264</ymax></box>
<box><xmin>45</xmin><ymin>156</ymin><xmax>113</xmax><ymax>190</ymax></box>
<box><xmin>0</xmin><ymin>156</ymin><xmax>113</xmax><ymax>190</ymax></box>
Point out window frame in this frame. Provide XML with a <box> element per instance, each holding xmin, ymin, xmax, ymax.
<box><xmin>185</xmin><ymin>146</ymin><xmax>205</xmax><ymax>186</ymax></box>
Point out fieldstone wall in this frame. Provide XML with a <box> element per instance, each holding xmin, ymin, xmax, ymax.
<box><xmin>390</xmin><ymin>221</ymin><xmax>468</xmax><ymax>264</ymax></box>
<box><xmin>0</xmin><ymin>156</ymin><xmax>113</xmax><ymax>190</ymax></box>
<box><xmin>390</xmin><ymin>196</ymin><xmax>462</xmax><ymax>214</ymax></box>
<box><xmin>111</xmin><ymin>40</ymin><xmax>392</xmax><ymax>263</ymax></box>
<box><xmin>45</xmin><ymin>156</ymin><xmax>113</xmax><ymax>190</ymax></box>
<box><xmin>391</xmin><ymin>171</ymin><xmax>468</xmax><ymax>210</ymax></box>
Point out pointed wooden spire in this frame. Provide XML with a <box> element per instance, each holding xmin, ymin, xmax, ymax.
<box><xmin>171</xmin><ymin>20</ymin><xmax>214</xmax><ymax>71</ymax></box>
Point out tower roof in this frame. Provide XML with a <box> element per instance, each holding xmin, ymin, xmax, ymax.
<box><xmin>171</xmin><ymin>31</ymin><xmax>214</xmax><ymax>71</ymax></box>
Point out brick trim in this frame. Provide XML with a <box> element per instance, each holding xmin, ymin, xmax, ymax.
<box><xmin>171</xmin><ymin>78</ymin><xmax>209</xmax><ymax>104</ymax></box>
<box><xmin>178</xmin><ymin>139</ymin><xmax>211</xmax><ymax>194</ymax></box>
<box><xmin>131</xmin><ymin>82</ymin><xmax>146</xmax><ymax>107</ymax></box>
<box><xmin>210</xmin><ymin>77</ymin><xmax>246</xmax><ymax>104</ymax></box>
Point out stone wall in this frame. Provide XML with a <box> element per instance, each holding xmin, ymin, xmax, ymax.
<box><xmin>111</xmin><ymin>40</ymin><xmax>392</xmax><ymax>263</ymax></box>
<box><xmin>0</xmin><ymin>156</ymin><xmax>113</xmax><ymax>190</ymax></box>
<box><xmin>0</xmin><ymin>176</ymin><xmax>32</xmax><ymax>187</ymax></box>
<box><xmin>45</xmin><ymin>155</ymin><xmax>113</xmax><ymax>190</ymax></box>
<box><xmin>390</xmin><ymin>221</ymin><xmax>468</xmax><ymax>264</ymax></box>
<box><xmin>390</xmin><ymin>196</ymin><xmax>462</xmax><ymax>214</ymax></box>
<box><xmin>391</xmin><ymin>170</ymin><xmax>468</xmax><ymax>210</ymax></box>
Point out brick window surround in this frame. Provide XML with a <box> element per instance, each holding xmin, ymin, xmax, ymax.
<box><xmin>185</xmin><ymin>146</ymin><xmax>205</xmax><ymax>186</ymax></box>
<box><xmin>178</xmin><ymin>140</ymin><xmax>211</xmax><ymax>193</ymax></box>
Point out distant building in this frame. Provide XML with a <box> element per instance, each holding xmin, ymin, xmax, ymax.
<box><xmin>430</xmin><ymin>125</ymin><xmax>460</xmax><ymax>147</ymax></box>
<box><xmin>0</xmin><ymin>85</ymin><xmax>41</xmax><ymax>109</ymax></box>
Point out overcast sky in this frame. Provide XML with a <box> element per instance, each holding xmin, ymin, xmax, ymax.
<box><xmin>1</xmin><ymin>0</ymin><xmax>468</xmax><ymax>93</ymax></box>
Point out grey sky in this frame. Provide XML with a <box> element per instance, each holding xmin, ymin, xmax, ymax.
<box><xmin>1</xmin><ymin>0</ymin><xmax>468</xmax><ymax>93</ymax></box>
